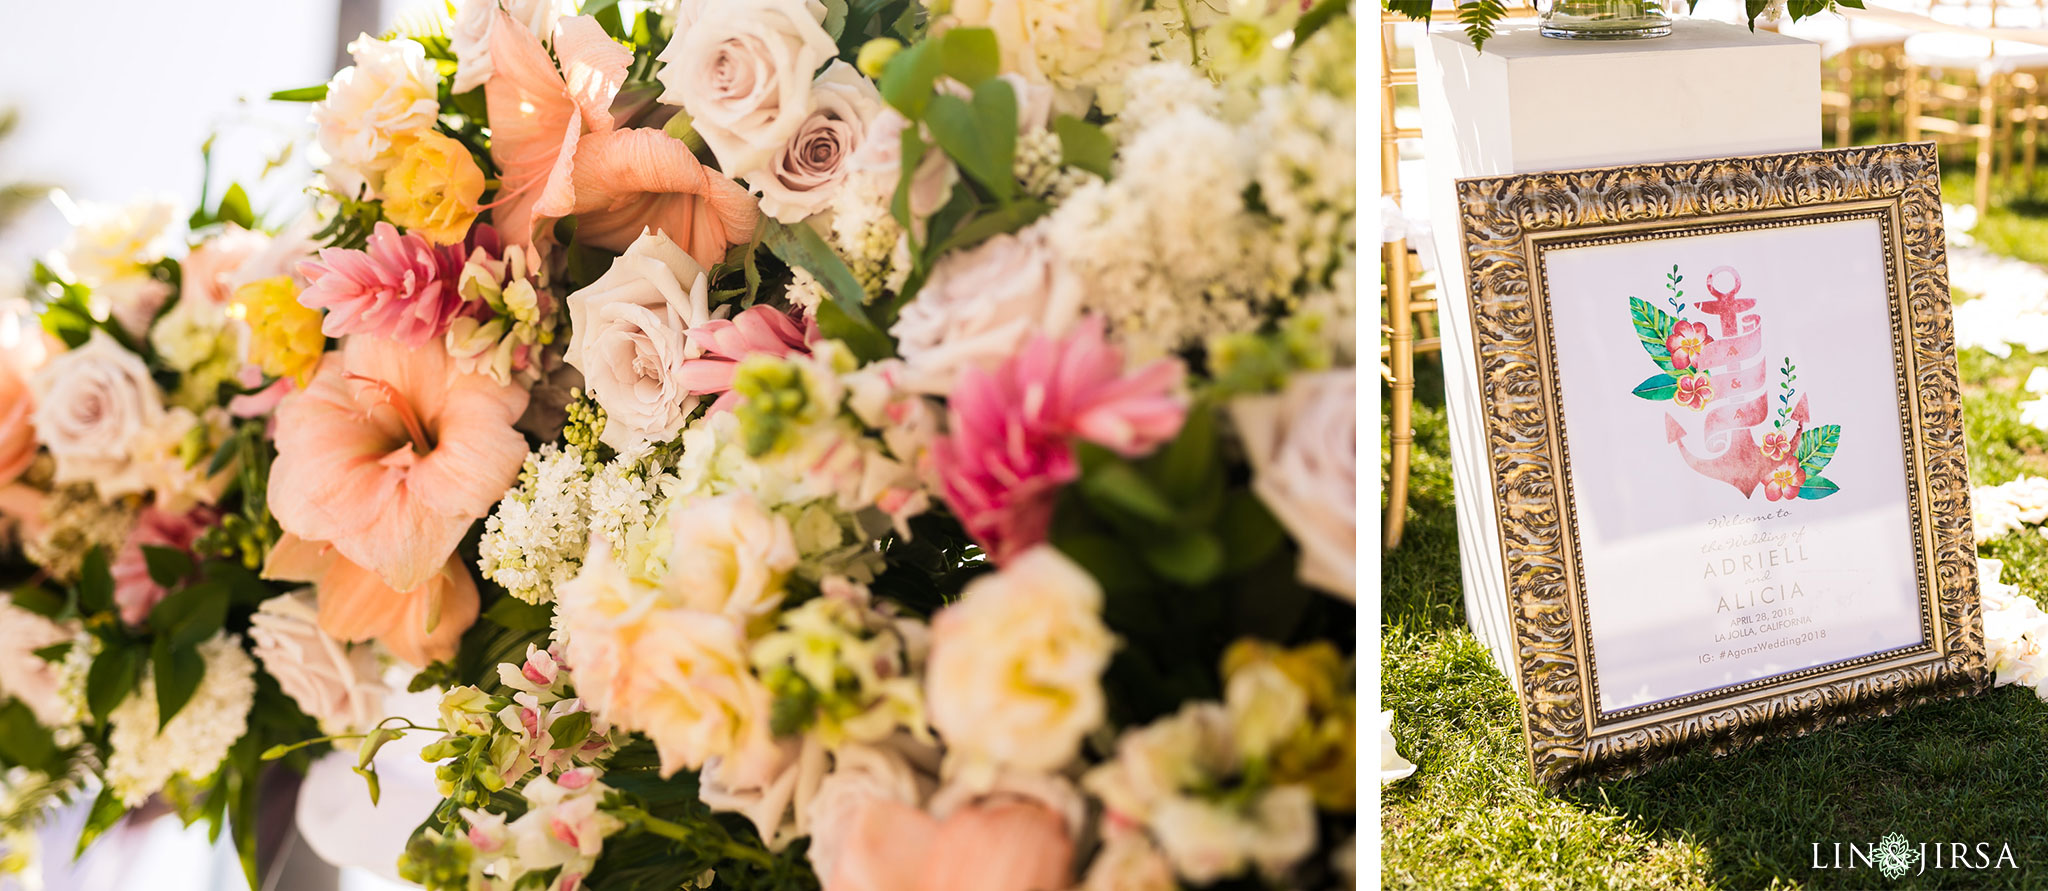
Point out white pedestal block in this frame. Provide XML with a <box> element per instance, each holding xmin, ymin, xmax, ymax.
<box><xmin>1415</xmin><ymin>21</ymin><xmax>1822</xmax><ymax>680</ymax></box>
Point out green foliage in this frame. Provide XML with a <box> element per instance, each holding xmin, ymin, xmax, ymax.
<box><xmin>1629</xmin><ymin>297</ymin><xmax>1676</xmax><ymax>371</ymax></box>
<box><xmin>1632</xmin><ymin>372</ymin><xmax>1679</xmax><ymax>401</ymax></box>
<box><xmin>267</xmin><ymin>84</ymin><xmax>328</xmax><ymax>102</ymax></box>
<box><xmin>1795</xmin><ymin>423</ymin><xmax>1841</xmax><ymax>477</ymax></box>
<box><xmin>1053</xmin><ymin>115</ymin><xmax>1114</xmax><ymax>179</ymax></box>
<box><xmin>758</xmin><ymin>218</ymin><xmax>895</xmax><ymax>361</ymax></box>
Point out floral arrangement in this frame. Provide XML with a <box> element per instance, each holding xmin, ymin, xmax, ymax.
<box><xmin>0</xmin><ymin>1</ymin><xmax>1358</xmax><ymax>889</ymax></box>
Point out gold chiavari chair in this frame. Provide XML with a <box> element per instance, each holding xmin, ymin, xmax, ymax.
<box><xmin>1902</xmin><ymin>0</ymin><xmax>2048</xmax><ymax>210</ymax></box>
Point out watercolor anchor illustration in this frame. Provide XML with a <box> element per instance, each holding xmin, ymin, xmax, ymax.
<box><xmin>1627</xmin><ymin>265</ymin><xmax>1842</xmax><ymax>501</ymax></box>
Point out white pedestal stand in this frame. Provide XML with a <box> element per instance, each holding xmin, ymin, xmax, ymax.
<box><xmin>1415</xmin><ymin>20</ymin><xmax>1822</xmax><ymax>679</ymax></box>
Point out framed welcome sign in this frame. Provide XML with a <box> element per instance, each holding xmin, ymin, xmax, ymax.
<box><xmin>1454</xmin><ymin>143</ymin><xmax>1989</xmax><ymax>787</ymax></box>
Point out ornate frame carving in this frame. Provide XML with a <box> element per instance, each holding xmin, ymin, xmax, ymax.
<box><xmin>1454</xmin><ymin>143</ymin><xmax>1988</xmax><ymax>788</ymax></box>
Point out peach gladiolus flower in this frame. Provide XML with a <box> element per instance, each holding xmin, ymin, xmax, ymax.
<box><xmin>269</xmin><ymin>336</ymin><xmax>528</xmax><ymax>595</ymax></box>
<box><xmin>264</xmin><ymin>533</ymin><xmax>479</xmax><ymax>667</ymax></box>
<box><xmin>827</xmin><ymin>795</ymin><xmax>1075</xmax><ymax>891</ymax></box>
<box><xmin>485</xmin><ymin>12</ymin><xmax>757</xmax><ymax>265</ymax></box>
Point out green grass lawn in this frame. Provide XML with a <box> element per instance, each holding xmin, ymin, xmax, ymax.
<box><xmin>1380</xmin><ymin>259</ymin><xmax>2048</xmax><ymax>887</ymax></box>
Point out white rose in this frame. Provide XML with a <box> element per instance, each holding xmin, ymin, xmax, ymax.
<box><xmin>313</xmin><ymin>34</ymin><xmax>441</xmax><ymax>180</ymax></box>
<box><xmin>664</xmin><ymin>492</ymin><xmax>800</xmax><ymax>629</ymax></box>
<box><xmin>925</xmin><ymin>546</ymin><xmax>1115</xmax><ymax>778</ymax></box>
<box><xmin>748</xmin><ymin>62</ymin><xmax>886</xmax><ymax>224</ymax></box>
<box><xmin>1151</xmin><ymin>785</ymin><xmax>1316</xmax><ymax>884</ymax></box>
<box><xmin>563</xmin><ymin>230</ymin><xmax>715</xmax><ymax>450</ymax></box>
<box><xmin>889</xmin><ymin>222</ymin><xmax>1081</xmax><ymax>394</ymax></box>
<box><xmin>450</xmin><ymin>0</ymin><xmax>574</xmax><ymax>94</ymax></box>
<box><xmin>655</xmin><ymin>0</ymin><xmax>837</xmax><ymax>174</ymax></box>
<box><xmin>54</xmin><ymin>198</ymin><xmax>178</xmax><ymax>337</ymax></box>
<box><xmin>248</xmin><ymin>590</ymin><xmax>385</xmax><ymax>735</ymax></box>
<box><xmin>0</xmin><ymin>596</ymin><xmax>78</xmax><ymax>730</ymax></box>
<box><xmin>30</xmin><ymin>331</ymin><xmax>165</xmax><ymax>497</ymax></box>
<box><xmin>1229</xmin><ymin>370</ymin><xmax>1356</xmax><ymax>599</ymax></box>
<box><xmin>804</xmin><ymin>735</ymin><xmax>939</xmax><ymax>879</ymax></box>
<box><xmin>699</xmin><ymin>735</ymin><xmax>827</xmax><ymax>848</ymax></box>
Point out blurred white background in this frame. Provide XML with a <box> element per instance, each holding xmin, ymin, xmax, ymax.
<box><xmin>0</xmin><ymin>4</ymin><xmax>446</xmax><ymax>888</ymax></box>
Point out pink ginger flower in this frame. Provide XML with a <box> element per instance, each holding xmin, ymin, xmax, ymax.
<box><xmin>297</xmin><ymin>222</ymin><xmax>484</xmax><ymax>346</ymax></box>
<box><xmin>1764</xmin><ymin>461</ymin><xmax>1806</xmax><ymax>501</ymax></box>
<box><xmin>677</xmin><ymin>304</ymin><xmax>815</xmax><ymax>411</ymax></box>
<box><xmin>111</xmin><ymin>505</ymin><xmax>219</xmax><ymax>626</ymax></box>
<box><xmin>931</xmin><ymin>317</ymin><xmax>1187</xmax><ymax>563</ymax></box>
<box><xmin>1666</xmin><ymin>319</ymin><xmax>1714</xmax><ymax>371</ymax></box>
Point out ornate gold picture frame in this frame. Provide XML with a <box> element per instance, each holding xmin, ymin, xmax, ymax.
<box><xmin>1453</xmin><ymin>143</ymin><xmax>1988</xmax><ymax>788</ymax></box>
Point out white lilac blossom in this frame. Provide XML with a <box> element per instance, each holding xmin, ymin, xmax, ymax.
<box><xmin>480</xmin><ymin>444</ymin><xmax>596</xmax><ymax>605</ymax></box>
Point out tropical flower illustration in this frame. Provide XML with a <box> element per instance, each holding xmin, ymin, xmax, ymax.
<box><xmin>1673</xmin><ymin>371</ymin><xmax>1714</xmax><ymax>411</ymax></box>
<box><xmin>1666</xmin><ymin>319</ymin><xmax>1714</xmax><ymax>370</ymax></box>
<box><xmin>1763</xmin><ymin>462</ymin><xmax>1806</xmax><ymax>501</ymax></box>
<box><xmin>1760</xmin><ymin>426</ymin><xmax>1798</xmax><ymax>462</ymax></box>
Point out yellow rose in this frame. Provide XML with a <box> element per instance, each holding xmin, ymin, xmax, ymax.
<box><xmin>231</xmin><ymin>276</ymin><xmax>325</xmax><ymax>387</ymax></box>
<box><xmin>381</xmin><ymin>131</ymin><xmax>485</xmax><ymax>245</ymax></box>
<box><xmin>1222</xmin><ymin>639</ymin><xmax>1354</xmax><ymax>810</ymax></box>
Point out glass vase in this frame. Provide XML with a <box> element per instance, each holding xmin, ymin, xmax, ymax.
<box><xmin>1540</xmin><ymin>0</ymin><xmax>1672</xmax><ymax>39</ymax></box>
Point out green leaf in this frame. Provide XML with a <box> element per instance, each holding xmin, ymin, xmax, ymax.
<box><xmin>577</xmin><ymin>0</ymin><xmax>623</xmax><ymax>14</ymax></box>
<box><xmin>1797</xmin><ymin>476</ymin><xmax>1840</xmax><ymax>500</ymax></box>
<box><xmin>1152</xmin><ymin>401</ymin><xmax>1218</xmax><ymax>503</ymax></box>
<box><xmin>10</xmin><ymin>585</ymin><xmax>67</xmax><ymax>620</ymax></box>
<box><xmin>152</xmin><ymin>638</ymin><xmax>206</xmax><ymax>730</ymax></box>
<box><xmin>32</xmin><ymin>641</ymin><xmax>72</xmax><ymax>664</ymax></box>
<box><xmin>1296</xmin><ymin>0</ymin><xmax>1356</xmax><ymax>41</ymax></box>
<box><xmin>216</xmin><ymin>183</ymin><xmax>255</xmax><ymax>230</ymax></box>
<box><xmin>142</xmin><ymin>546</ymin><xmax>195</xmax><ymax>590</ymax></box>
<box><xmin>758</xmin><ymin>218</ymin><xmax>894</xmax><ymax>361</ymax></box>
<box><xmin>1079</xmin><ymin>458</ymin><xmax>1179</xmax><ymax>527</ymax></box>
<box><xmin>1458</xmin><ymin>0</ymin><xmax>1511</xmax><ymax>50</ymax></box>
<box><xmin>1219</xmin><ymin>491</ymin><xmax>1287</xmax><ymax>575</ymax></box>
<box><xmin>878</xmin><ymin>39</ymin><xmax>942</xmax><ymax>119</ymax></box>
<box><xmin>268</xmin><ymin>84</ymin><xmax>329</xmax><ymax>102</ymax></box>
<box><xmin>1744</xmin><ymin>0</ymin><xmax>1770</xmax><ymax>27</ymax></box>
<box><xmin>938</xmin><ymin>27</ymin><xmax>1000</xmax><ymax>86</ymax></box>
<box><xmin>923</xmin><ymin>80</ymin><xmax>1017</xmax><ymax>201</ymax></box>
<box><xmin>1052</xmin><ymin>115</ymin><xmax>1114</xmax><ymax>180</ymax></box>
<box><xmin>75</xmin><ymin>787</ymin><xmax>128</xmax><ymax>858</ymax></box>
<box><xmin>1632</xmin><ymin>372</ymin><xmax>1679</xmax><ymax>401</ymax></box>
<box><xmin>151</xmin><ymin>582</ymin><xmax>229</xmax><ymax>650</ymax></box>
<box><xmin>815</xmin><ymin>299</ymin><xmax>897</xmax><ymax>364</ymax></box>
<box><xmin>1628</xmin><ymin>297</ymin><xmax>1676</xmax><ymax>372</ymax></box>
<box><xmin>1386</xmin><ymin>0</ymin><xmax>1435</xmax><ymax>20</ymax></box>
<box><xmin>927</xmin><ymin>199</ymin><xmax>1048</xmax><ymax>258</ymax></box>
<box><xmin>548</xmin><ymin>711</ymin><xmax>593</xmax><ymax>750</ymax></box>
<box><xmin>1796</xmin><ymin>424</ymin><xmax>1842</xmax><ymax>477</ymax></box>
<box><xmin>86</xmin><ymin>646</ymin><xmax>143</xmax><ymax>727</ymax></box>
<box><xmin>482</xmin><ymin>597</ymin><xmax>554</xmax><ymax>632</ymax></box>
<box><xmin>820</xmin><ymin>0</ymin><xmax>850</xmax><ymax>37</ymax></box>
<box><xmin>891</xmin><ymin>126</ymin><xmax>932</xmax><ymax>235</ymax></box>
<box><xmin>77</xmin><ymin>546</ymin><xmax>114</xmax><ymax>615</ymax></box>
<box><xmin>1142</xmin><ymin>532</ymin><xmax>1224</xmax><ymax>587</ymax></box>
<box><xmin>0</xmin><ymin>699</ymin><xmax>59</xmax><ymax>772</ymax></box>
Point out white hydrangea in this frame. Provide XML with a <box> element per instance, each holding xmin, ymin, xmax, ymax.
<box><xmin>103</xmin><ymin>634</ymin><xmax>257</xmax><ymax>807</ymax></box>
<box><xmin>480</xmin><ymin>444</ymin><xmax>596</xmax><ymax>604</ymax></box>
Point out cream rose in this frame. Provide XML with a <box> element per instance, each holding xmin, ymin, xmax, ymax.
<box><xmin>699</xmin><ymin>735</ymin><xmax>827</xmax><ymax>848</ymax></box>
<box><xmin>562</xmin><ymin>230</ymin><xmax>715</xmax><ymax>450</ymax></box>
<box><xmin>889</xmin><ymin>222</ymin><xmax>1082</xmax><ymax>394</ymax></box>
<box><xmin>1230</xmin><ymin>370</ymin><xmax>1356</xmax><ymax>599</ymax></box>
<box><xmin>665</xmin><ymin>492</ymin><xmax>800</xmax><ymax>629</ymax></box>
<box><xmin>30</xmin><ymin>331</ymin><xmax>165</xmax><ymax>497</ymax></box>
<box><xmin>654</xmin><ymin>0</ymin><xmax>838</xmax><ymax>175</ymax></box>
<box><xmin>450</xmin><ymin>0</ymin><xmax>572</xmax><ymax>94</ymax></box>
<box><xmin>925</xmin><ymin>546</ymin><xmax>1115</xmax><ymax>778</ymax></box>
<box><xmin>55</xmin><ymin>199</ymin><xmax>178</xmax><ymax>337</ymax></box>
<box><xmin>945</xmin><ymin>0</ymin><xmax>1146</xmax><ymax>100</ymax></box>
<box><xmin>747</xmin><ymin>62</ymin><xmax>886</xmax><ymax>224</ymax></box>
<box><xmin>557</xmin><ymin>537</ymin><xmax>780</xmax><ymax>779</ymax></box>
<box><xmin>313</xmin><ymin>34</ymin><xmax>441</xmax><ymax>182</ymax></box>
<box><xmin>248</xmin><ymin>590</ymin><xmax>385</xmax><ymax>735</ymax></box>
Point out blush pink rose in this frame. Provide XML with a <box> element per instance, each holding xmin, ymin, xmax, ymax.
<box><xmin>827</xmin><ymin>794</ymin><xmax>1076</xmax><ymax>891</ymax></box>
<box><xmin>931</xmin><ymin>317</ymin><xmax>1186</xmax><ymax>563</ymax></box>
<box><xmin>111</xmin><ymin>505</ymin><xmax>217</xmax><ymax>626</ymax></box>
